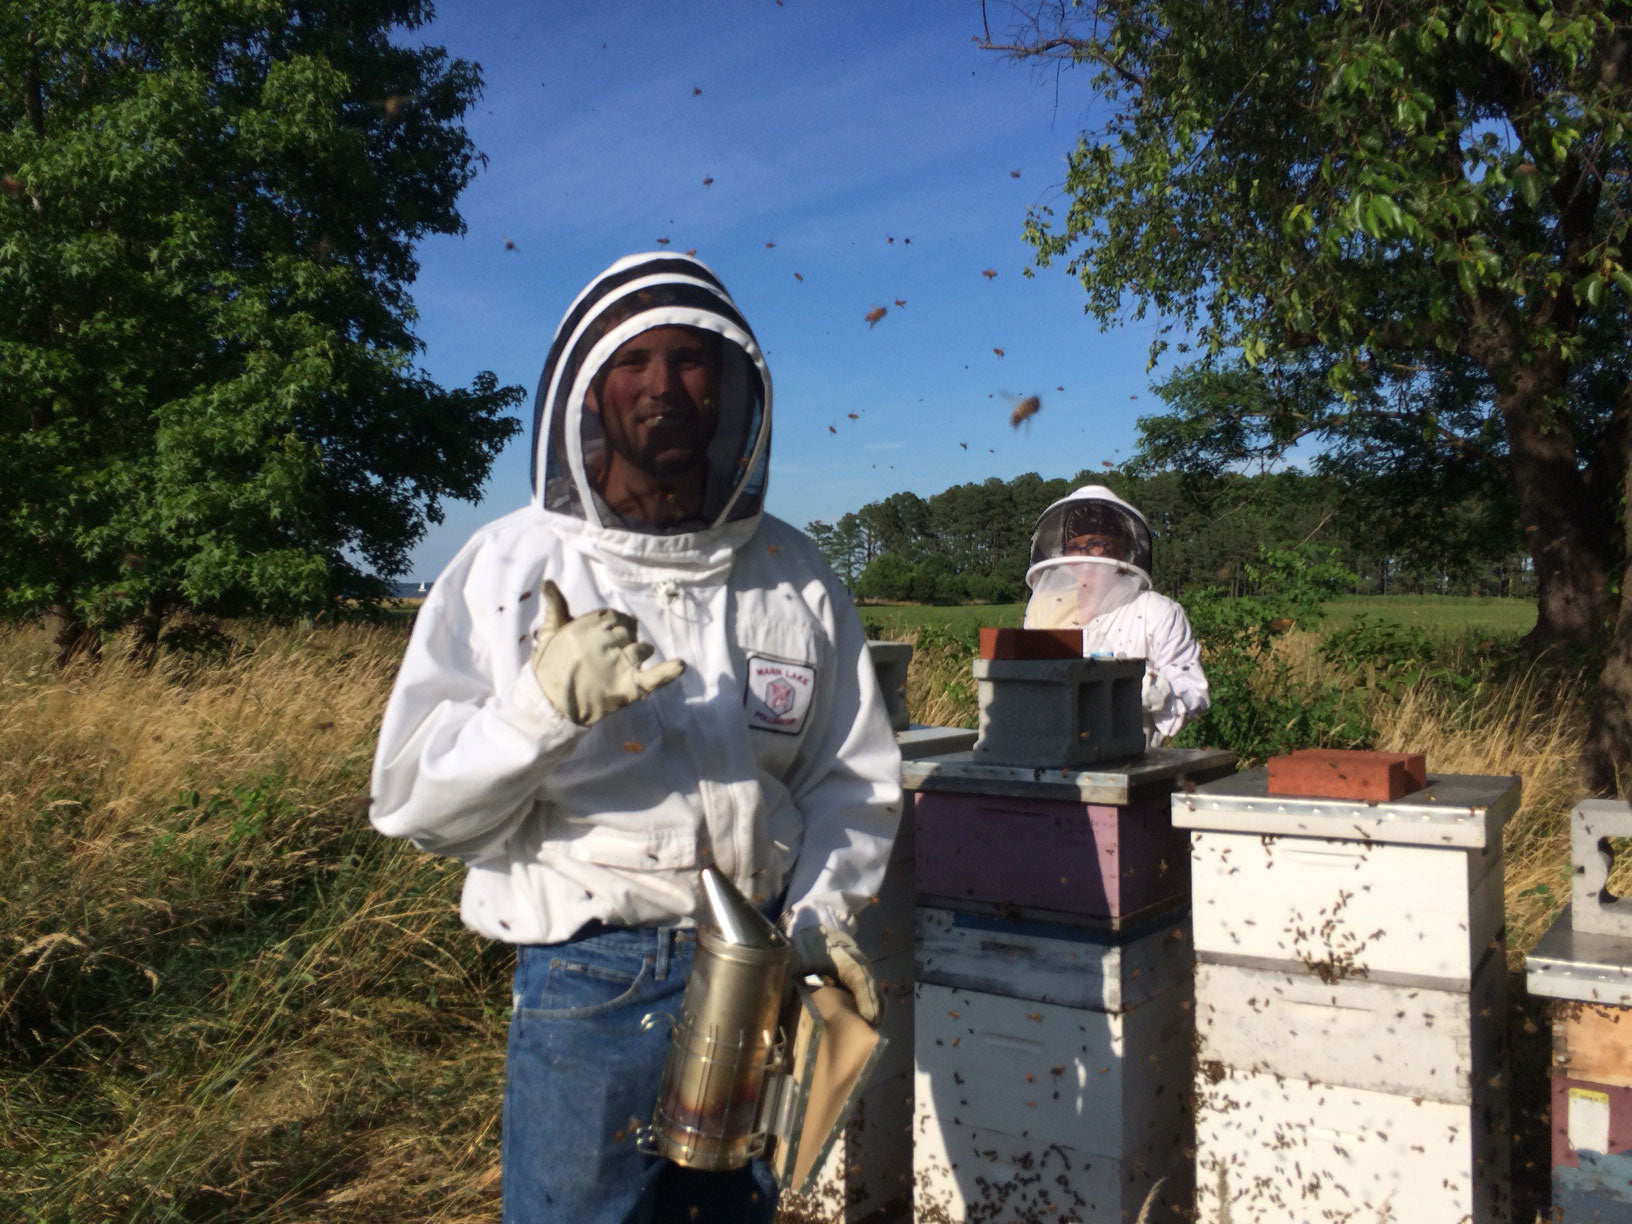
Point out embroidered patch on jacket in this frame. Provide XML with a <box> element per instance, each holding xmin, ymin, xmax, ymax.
<box><xmin>744</xmin><ymin>656</ymin><xmax>816</xmax><ymax>735</ymax></box>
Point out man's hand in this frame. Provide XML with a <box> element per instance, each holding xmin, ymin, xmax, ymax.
<box><xmin>1141</xmin><ymin>668</ymin><xmax>1173</xmax><ymax>717</ymax></box>
<box><xmin>530</xmin><ymin>581</ymin><xmax>685</xmax><ymax>726</ymax></box>
<box><xmin>791</xmin><ymin>926</ymin><xmax>880</xmax><ymax>1023</ymax></box>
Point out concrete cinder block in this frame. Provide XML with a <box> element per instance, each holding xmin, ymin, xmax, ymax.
<box><xmin>977</xmin><ymin>627</ymin><xmax>1084</xmax><ymax>660</ymax></box>
<box><xmin>1265</xmin><ymin>747</ymin><xmax>1428</xmax><ymax>802</ymax></box>
<box><xmin>1572</xmin><ymin>800</ymin><xmax>1632</xmax><ymax>938</ymax></box>
<box><xmin>971</xmin><ymin>657</ymin><xmax>1145</xmax><ymax>768</ymax></box>
<box><xmin>866</xmin><ymin>640</ymin><xmax>912</xmax><ymax>732</ymax></box>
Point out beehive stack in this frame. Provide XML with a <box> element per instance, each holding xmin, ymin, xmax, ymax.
<box><xmin>905</xmin><ymin>629</ymin><xmax>1235</xmax><ymax>1222</ymax></box>
<box><xmin>1176</xmin><ymin>752</ymin><xmax>1520</xmax><ymax>1224</ymax></box>
<box><xmin>1525</xmin><ymin>799</ymin><xmax>1632</xmax><ymax>1224</ymax></box>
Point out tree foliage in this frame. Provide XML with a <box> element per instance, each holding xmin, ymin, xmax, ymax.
<box><xmin>814</xmin><ymin>466</ymin><xmax>1526</xmax><ymax>603</ymax></box>
<box><xmin>1</xmin><ymin>0</ymin><xmax>522</xmax><ymax>659</ymax></box>
<box><xmin>983</xmin><ymin>0</ymin><xmax>1632</xmax><ymax>791</ymax></box>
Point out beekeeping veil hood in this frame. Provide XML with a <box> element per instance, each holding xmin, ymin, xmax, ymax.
<box><xmin>531</xmin><ymin>252</ymin><xmax>771</xmax><ymax>536</ymax></box>
<box><xmin>1024</xmin><ymin>485</ymin><xmax>1153</xmax><ymax>629</ymax></box>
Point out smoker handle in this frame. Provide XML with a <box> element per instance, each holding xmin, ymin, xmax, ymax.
<box><xmin>639</xmin><ymin>1010</ymin><xmax>677</xmax><ymax>1036</ymax></box>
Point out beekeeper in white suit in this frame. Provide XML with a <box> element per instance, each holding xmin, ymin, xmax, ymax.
<box><xmin>369</xmin><ymin>252</ymin><xmax>902</xmax><ymax>1224</ymax></box>
<box><xmin>1024</xmin><ymin>485</ymin><xmax>1209</xmax><ymax>747</ymax></box>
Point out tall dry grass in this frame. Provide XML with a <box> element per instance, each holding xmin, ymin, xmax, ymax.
<box><xmin>1</xmin><ymin>615</ymin><xmax>1599</xmax><ymax>1222</ymax></box>
<box><xmin>1</xmin><ymin>620</ymin><xmax>508</xmax><ymax>1223</ymax></box>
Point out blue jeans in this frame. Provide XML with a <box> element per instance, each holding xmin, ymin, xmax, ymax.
<box><xmin>502</xmin><ymin>924</ymin><xmax>780</xmax><ymax>1224</ymax></box>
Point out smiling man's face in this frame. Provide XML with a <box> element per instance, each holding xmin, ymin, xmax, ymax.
<box><xmin>589</xmin><ymin>325</ymin><xmax>721</xmax><ymax>479</ymax></box>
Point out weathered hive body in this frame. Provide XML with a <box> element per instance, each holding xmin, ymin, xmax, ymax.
<box><xmin>1177</xmin><ymin>766</ymin><xmax>1520</xmax><ymax>1224</ymax></box>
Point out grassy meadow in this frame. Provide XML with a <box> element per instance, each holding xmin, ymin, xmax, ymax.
<box><xmin>0</xmin><ymin>596</ymin><xmax>1593</xmax><ymax>1221</ymax></box>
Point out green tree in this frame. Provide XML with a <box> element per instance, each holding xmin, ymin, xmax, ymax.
<box><xmin>855</xmin><ymin>551</ymin><xmax>916</xmax><ymax>601</ymax></box>
<box><xmin>1</xmin><ymin>0</ymin><xmax>522</xmax><ymax>661</ymax></box>
<box><xmin>984</xmin><ymin>0</ymin><xmax>1632</xmax><ymax>791</ymax></box>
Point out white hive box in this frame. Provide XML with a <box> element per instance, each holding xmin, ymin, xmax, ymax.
<box><xmin>1193</xmin><ymin>957</ymin><xmax>1511</xmax><ymax>1222</ymax></box>
<box><xmin>915</xmin><ymin>906</ymin><xmax>1192</xmax><ymax>1012</ymax></box>
<box><xmin>913</xmin><ymin>979</ymin><xmax>1193</xmax><ymax>1221</ymax></box>
<box><xmin>1175</xmin><ymin>769</ymin><xmax>1519</xmax><ymax>988</ymax></box>
<box><xmin>1195</xmin><ymin>955</ymin><xmax>1506</xmax><ymax>1105</ymax></box>
<box><xmin>1193</xmin><ymin>1064</ymin><xmax>1510</xmax><ymax>1224</ymax></box>
<box><xmin>914</xmin><ymin>1114</ymin><xmax>1190</xmax><ymax>1224</ymax></box>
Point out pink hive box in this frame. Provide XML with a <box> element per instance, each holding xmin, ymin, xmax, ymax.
<box><xmin>913</xmin><ymin>790</ymin><xmax>1188</xmax><ymax>925</ymax></box>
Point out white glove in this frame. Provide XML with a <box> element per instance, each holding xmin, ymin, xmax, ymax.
<box><xmin>1141</xmin><ymin>669</ymin><xmax>1173</xmax><ymax>716</ymax></box>
<box><xmin>791</xmin><ymin>926</ymin><xmax>880</xmax><ymax>1023</ymax></box>
<box><xmin>530</xmin><ymin>581</ymin><xmax>685</xmax><ymax>726</ymax></box>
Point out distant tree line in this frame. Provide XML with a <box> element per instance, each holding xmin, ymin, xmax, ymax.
<box><xmin>807</xmin><ymin>468</ymin><xmax>1530</xmax><ymax>605</ymax></box>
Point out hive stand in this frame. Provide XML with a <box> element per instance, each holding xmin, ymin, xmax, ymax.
<box><xmin>1176</xmin><ymin>765</ymin><xmax>1521</xmax><ymax>1224</ymax></box>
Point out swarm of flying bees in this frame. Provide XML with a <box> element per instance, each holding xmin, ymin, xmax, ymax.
<box><xmin>1010</xmin><ymin>395</ymin><xmax>1041</xmax><ymax>428</ymax></box>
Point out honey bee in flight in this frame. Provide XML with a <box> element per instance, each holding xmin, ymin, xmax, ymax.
<box><xmin>865</xmin><ymin>306</ymin><xmax>887</xmax><ymax>327</ymax></box>
<box><xmin>1008</xmin><ymin>394</ymin><xmax>1041</xmax><ymax>429</ymax></box>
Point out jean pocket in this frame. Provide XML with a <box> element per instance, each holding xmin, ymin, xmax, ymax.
<box><xmin>517</xmin><ymin>952</ymin><xmax>654</xmax><ymax>1021</ymax></box>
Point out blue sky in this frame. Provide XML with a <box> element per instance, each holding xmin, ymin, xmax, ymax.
<box><xmin>400</xmin><ymin>1</ymin><xmax>1165</xmax><ymax>580</ymax></box>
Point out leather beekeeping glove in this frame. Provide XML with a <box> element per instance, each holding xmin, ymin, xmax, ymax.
<box><xmin>791</xmin><ymin>926</ymin><xmax>880</xmax><ymax>1024</ymax></box>
<box><xmin>530</xmin><ymin>580</ymin><xmax>685</xmax><ymax>726</ymax></box>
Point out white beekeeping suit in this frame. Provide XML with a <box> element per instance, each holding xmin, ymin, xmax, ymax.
<box><xmin>1024</xmin><ymin>485</ymin><xmax>1210</xmax><ymax>747</ymax></box>
<box><xmin>369</xmin><ymin>252</ymin><xmax>903</xmax><ymax>1223</ymax></box>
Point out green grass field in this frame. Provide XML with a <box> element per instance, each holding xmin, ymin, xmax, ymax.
<box><xmin>860</xmin><ymin>594</ymin><xmax>1537</xmax><ymax>641</ymax></box>
<box><xmin>1321</xmin><ymin>594</ymin><xmax>1536</xmax><ymax>637</ymax></box>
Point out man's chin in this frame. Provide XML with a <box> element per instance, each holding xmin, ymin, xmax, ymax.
<box><xmin>640</xmin><ymin>450</ymin><xmax>709</xmax><ymax>479</ymax></box>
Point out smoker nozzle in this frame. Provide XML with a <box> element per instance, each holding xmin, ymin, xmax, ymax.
<box><xmin>699</xmin><ymin>864</ymin><xmax>785</xmax><ymax>949</ymax></box>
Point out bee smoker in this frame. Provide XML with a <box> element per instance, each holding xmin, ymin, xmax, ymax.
<box><xmin>637</xmin><ymin>866</ymin><xmax>889</xmax><ymax>1192</ymax></box>
<box><xmin>638</xmin><ymin>865</ymin><xmax>793</xmax><ymax>1171</ymax></box>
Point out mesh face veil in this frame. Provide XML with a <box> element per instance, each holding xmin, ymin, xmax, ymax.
<box><xmin>1023</xmin><ymin>487</ymin><xmax>1155</xmax><ymax>630</ymax></box>
<box><xmin>532</xmin><ymin>255</ymin><xmax>771</xmax><ymax>535</ymax></box>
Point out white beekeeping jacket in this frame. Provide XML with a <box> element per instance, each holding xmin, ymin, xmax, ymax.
<box><xmin>369</xmin><ymin>252</ymin><xmax>902</xmax><ymax>943</ymax></box>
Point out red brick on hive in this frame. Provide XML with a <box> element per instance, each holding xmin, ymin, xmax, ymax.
<box><xmin>1265</xmin><ymin>748</ymin><xmax>1428</xmax><ymax>802</ymax></box>
<box><xmin>978</xmin><ymin>627</ymin><xmax>1084</xmax><ymax>660</ymax></box>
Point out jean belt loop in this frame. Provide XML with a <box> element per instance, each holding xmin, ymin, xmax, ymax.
<box><xmin>654</xmin><ymin>925</ymin><xmax>672</xmax><ymax>981</ymax></box>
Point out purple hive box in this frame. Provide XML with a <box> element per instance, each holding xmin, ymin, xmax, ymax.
<box><xmin>913</xmin><ymin>790</ymin><xmax>1187</xmax><ymax>926</ymax></box>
